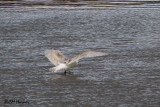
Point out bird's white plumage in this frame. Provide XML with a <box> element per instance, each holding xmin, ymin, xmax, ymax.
<box><xmin>45</xmin><ymin>50</ymin><xmax>108</xmax><ymax>73</ymax></box>
<box><xmin>51</xmin><ymin>63</ymin><xmax>68</xmax><ymax>72</ymax></box>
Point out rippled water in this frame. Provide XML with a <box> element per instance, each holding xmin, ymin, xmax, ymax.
<box><xmin>0</xmin><ymin>0</ymin><xmax>160</xmax><ymax>106</ymax></box>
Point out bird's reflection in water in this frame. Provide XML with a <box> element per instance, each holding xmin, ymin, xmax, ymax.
<box><xmin>51</xmin><ymin>74</ymin><xmax>66</xmax><ymax>80</ymax></box>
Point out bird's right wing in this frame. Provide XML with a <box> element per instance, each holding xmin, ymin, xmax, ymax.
<box><xmin>68</xmin><ymin>51</ymin><xmax>108</xmax><ymax>65</ymax></box>
<box><xmin>45</xmin><ymin>50</ymin><xmax>67</xmax><ymax>66</ymax></box>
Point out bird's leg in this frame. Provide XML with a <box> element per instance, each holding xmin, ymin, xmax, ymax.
<box><xmin>64</xmin><ymin>71</ymin><xmax>67</xmax><ymax>75</ymax></box>
<box><xmin>64</xmin><ymin>70</ymin><xmax>71</xmax><ymax>75</ymax></box>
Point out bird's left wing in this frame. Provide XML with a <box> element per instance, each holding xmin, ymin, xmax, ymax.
<box><xmin>45</xmin><ymin>50</ymin><xmax>67</xmax><ymax>66</ymax></box>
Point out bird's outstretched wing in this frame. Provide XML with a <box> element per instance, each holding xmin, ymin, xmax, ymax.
<box><xmin>68</xmin><ymin>51</ymin><xmax>108</xmax><ymax>65</ymax></box>
<box><xmin>45</xmin><ymin>50</ymin><xmax>67</xmax><ymax>66</ymax></box>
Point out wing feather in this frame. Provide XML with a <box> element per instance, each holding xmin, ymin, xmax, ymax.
<box><xmin>68</xmin><ymin>51</ymin><xmax>108</xmax><ymax>65</ymax></box>
<box><xmin>45</xmin><ymin>50</ymin><xmax>67</xmax><ymax>66</ymax></box>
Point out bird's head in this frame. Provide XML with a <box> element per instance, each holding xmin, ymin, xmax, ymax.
<box><xmin>64</xmin><ymin>59</ymin><xmax>71</xmax><ymax>65</ymax></box>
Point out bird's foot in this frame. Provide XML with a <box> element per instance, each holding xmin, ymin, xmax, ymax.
<box><xmin>64</xmin><ymin>70</ymin><xmax>72</xmax><ymax>75</ymax></box>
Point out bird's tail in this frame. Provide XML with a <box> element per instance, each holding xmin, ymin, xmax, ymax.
<box><xmin>49</xmin><ymin>67</ymin><xmax>56</xmax><ymax>72</ymax></box>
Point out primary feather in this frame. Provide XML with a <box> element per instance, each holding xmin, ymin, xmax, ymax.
<box><xmin>68</xmin><ymin>51</ymin><xmax>108</xmax><ymax>65</ymax></box>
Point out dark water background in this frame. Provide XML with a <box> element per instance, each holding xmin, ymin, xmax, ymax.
<box><xmin>0</xmin><ymin>0</ymin><xmax>160</xmax><ymax>106</ymax></box>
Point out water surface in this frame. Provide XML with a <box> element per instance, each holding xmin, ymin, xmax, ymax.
<box><xmin>0</xmin><ymin>0</ymin><xmax>160</xmax><ymax>106</ymax></box>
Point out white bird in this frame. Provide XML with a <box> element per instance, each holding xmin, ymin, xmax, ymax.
<box><xmin>45</xmin><ymin>50</ymin><xmax>108</xmax><ymax>74</ymax></box>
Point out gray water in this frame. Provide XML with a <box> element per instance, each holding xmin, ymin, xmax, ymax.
<box><xmin>0</xmin><ymin>0</ymin><xmax>160</xmax><ymax>107</ymax></box>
